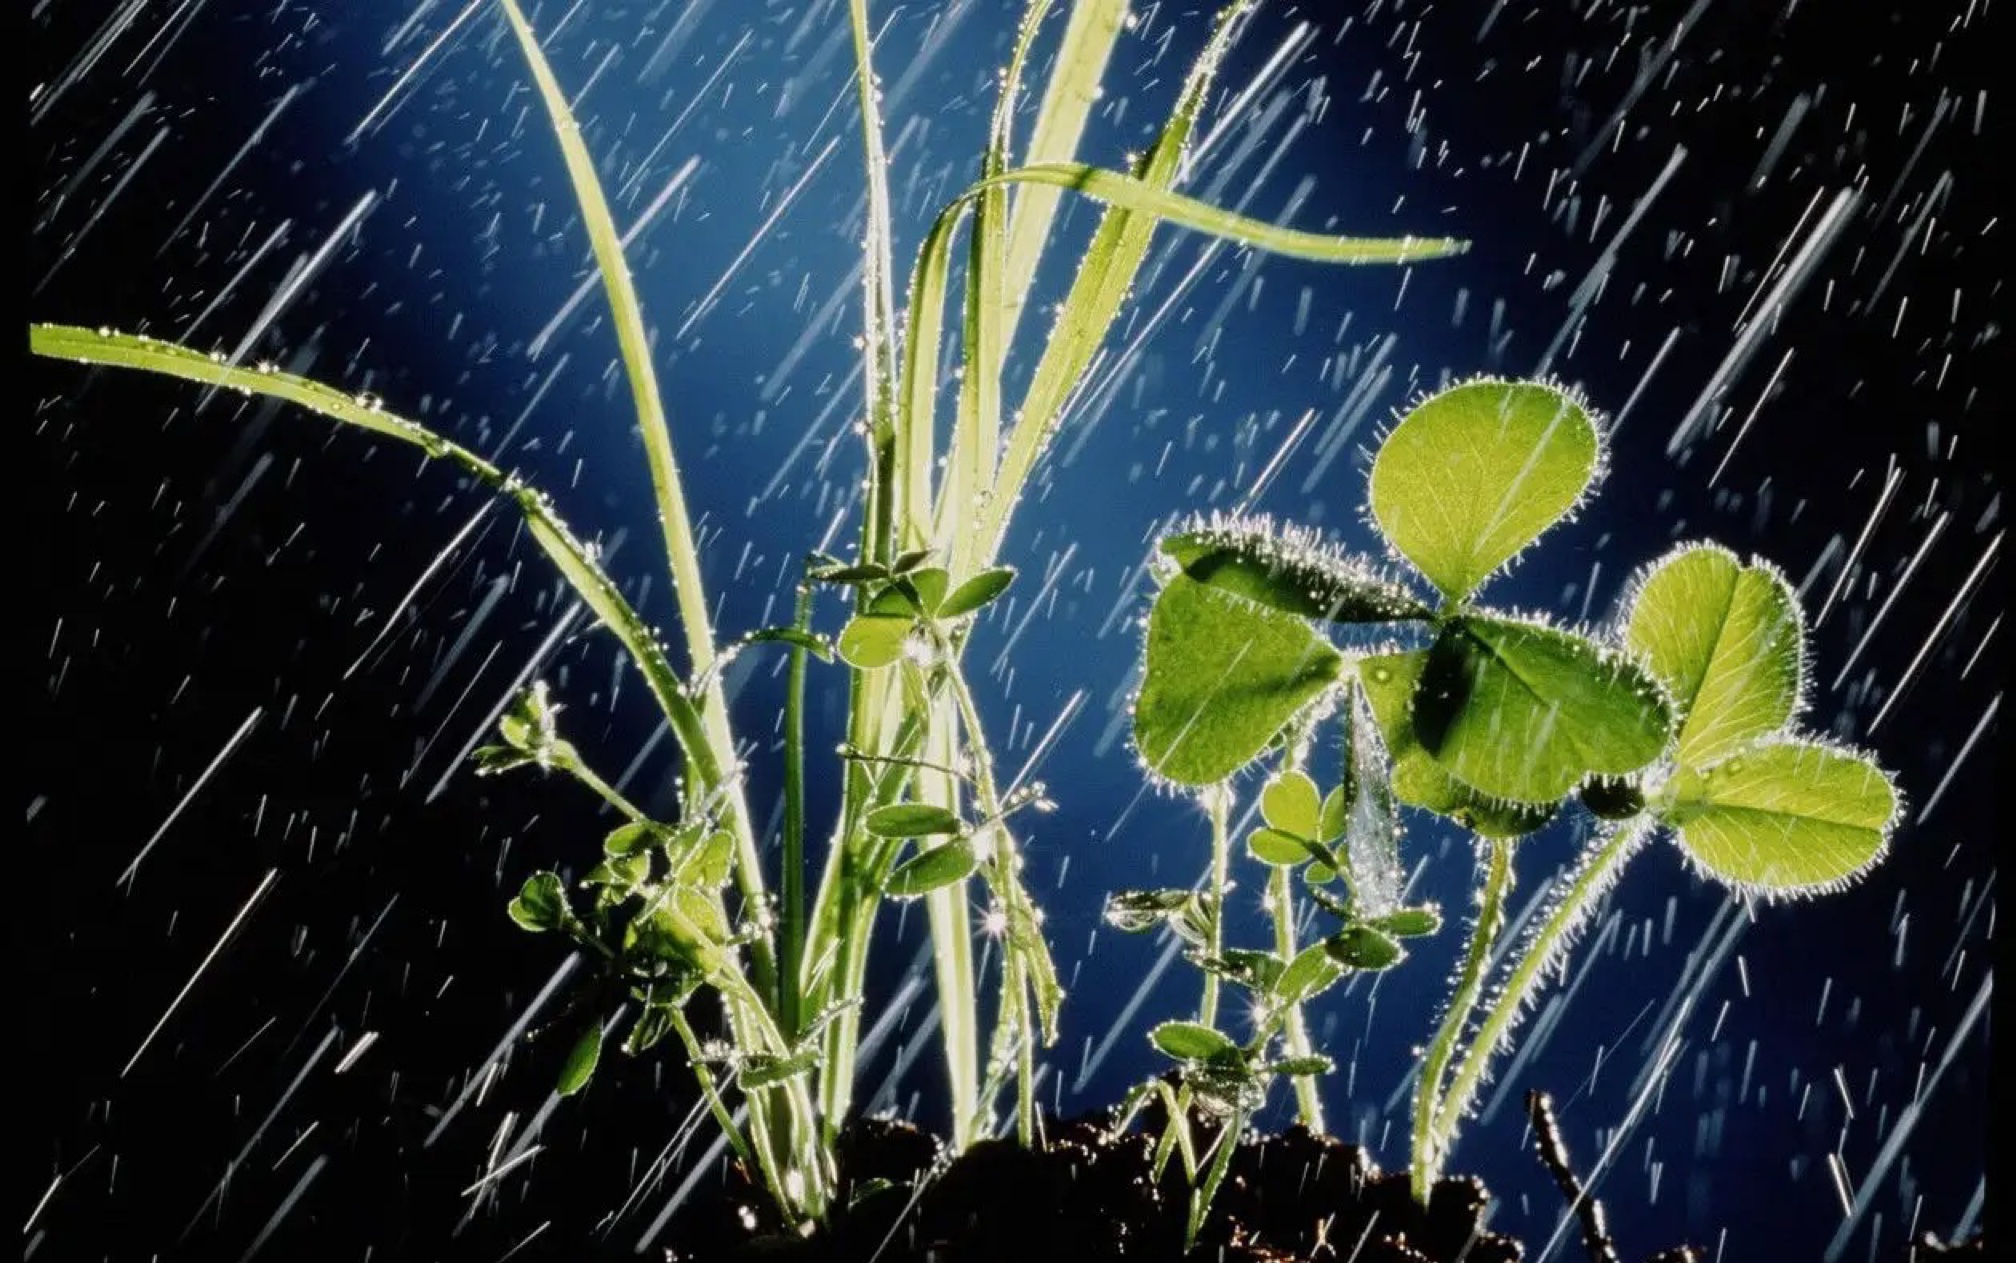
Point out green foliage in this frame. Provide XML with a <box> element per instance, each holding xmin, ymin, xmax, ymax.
<box><xmin>556</xmin><ymin>1023</ymin><xmax>604</xmax><ymax>1096</ymax></box>
<box><xmin>1662</xmin><ymin>738</ymin><xmax>1895</xmax><ymax>894</ymax></box>
<box><xmin>1369</xmin><ymin>380</ymin><xmax>1600</xmax><ymax>601</ymax></box>
<box><xmin>1133</xmin><ymin>575</ymin><xmax>1344</xmax><ymax>785</ymax></box>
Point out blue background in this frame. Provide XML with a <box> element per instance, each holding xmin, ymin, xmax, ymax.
<box><xmin>27</xmin><ymin>2</ymin><xmax>1997</xmax><ymax>1260</ymax></box>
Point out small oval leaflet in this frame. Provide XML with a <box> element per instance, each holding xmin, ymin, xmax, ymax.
<box><xmin>1325</xmin><ymin>924</ymin><xmax>1404</xmax><ymax>971</ymax></box>
<box><xmin>1260</xmin><ymin>770</ymin><xmax>1322</xmax><ymax>838</ymax></box>
<box><xmin>884</xmin><ymin>840</ymin><xmax>980</xmax><ymax>898</ymax></box>
<box><xmin>556</xmin><ymin>1022</ymin><xmax>603</xmax><ymax>1096</ymax></box>
<box><xmin>936</xmin><ymin>566</ymin><xmax>1017</xmax><ymax>619</ymax></box>
<box><xmin>507</xmin><ymin>871</ymin><xmax>570</xmax><ymax>932</ymax></box>
<box><xmin>866</xmin><ymin>803</ymin><xmax>963</xmax><ymax>838</ymax></box>
<box><xmin>837</xmin><ymin>614</ymin><xmax>913</xmax><ymax>669</ymax></box>
<box><xmin>1150</xmin><ymin>1020</ymin><xmax>1238</xmax><ymax>1062</ymax></box>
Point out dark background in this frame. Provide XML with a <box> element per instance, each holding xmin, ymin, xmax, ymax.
<box><xmin>26</xmin><ymin>2</ymin><xmax>1999</xmax><ymax>1260</ymax></box>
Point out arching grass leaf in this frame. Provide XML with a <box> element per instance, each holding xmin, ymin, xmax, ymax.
<box><xmin>1412</xmin><ymin>616</ymin><xmax>1672</xmax><ymax>804</ymax></box>
<box><xmin>1662</xmin><ymin>738</ymin><xmax>1897</xmax><ymax>897</ymax></box>
<box><xmin>1134</xmin><ymin>576</ymin><xmax>1343</xmax><ymax>785</ymax></box>
<box><xmin>1357</xmin><ymin>652</ymin><xmax>1558</xmax><ymax>837</ymax></box>
<box><xmin>884</xmin><ymin>840</ymin><xmax>980</xmax><ymax>898</ymax></box>
<box><xmin>1625</xmin><ymin>543</ymin><xmax>1803</xmax><ymax>768</ymax></box>
<box><xmin>1160</xmin><ymin>526</ymin><xmax>1431</xmax><ymax>624</ymax></box>
<box><xmin>1369</xmin><ymin>380</ymin><xmax>1600</xmax><ymax>600</ymax></box>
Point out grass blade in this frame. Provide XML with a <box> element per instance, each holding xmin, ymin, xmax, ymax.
<box><xmin>998</xmin><ymin>0</ymin><xmax>1128</xmax><ymax>345</ymax></box>
<box><xmin>30</xmin><ymin>324</ymin><xmax>720</xmax><ymax>797</ymax></box>
<box><xmin>496</xmin><ymin>0</ymin><xmax>768</xmax><ymax>958</ymax></box>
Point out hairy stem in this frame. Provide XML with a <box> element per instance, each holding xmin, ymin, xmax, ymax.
<box><xmin>1412</xmin><ymin>836</ymin><xmax>1514</xmax><ymax>1200</ymax></box>
<box><xmin>1199</xmin><ymin>783</ymin><xmax>1232</xmax><ymax>1029</ymax></box>
<box><xmin>1427</xmin><ymin>818</ymin><xmax>1655</xmax><ymax>1183</ymax></box>
<box><xmin>1268</xmin><ymin>864</ymin><xmax>1324</xmax><ymax>1129</ymax></box>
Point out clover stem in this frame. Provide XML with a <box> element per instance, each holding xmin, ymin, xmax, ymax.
<box><xmin>1268</xmin><ymin>863</ymin><xmax>1325</xmax><ymax>1129</ymax></box>
<box><xmin>1426</xmin><ymin>816</ymin><xmax>1655</xmax><ymax>1180</ymax></box>
<box><xmin>1199</xmin><ymin>782</ymin><xmax>1232</xmax><ymax>1029</ymax></box>
<box><xmin>1410</xmin><ymin>834</ymin><xmax>1514</xmax><ymax>1200</ymax></box>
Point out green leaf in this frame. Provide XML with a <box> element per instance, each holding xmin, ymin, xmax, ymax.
<box><xmin>1247</xmin><ymin>827</ymin><xmax>1321</xmax><ymax>868</ymax></box>
<box><xmin>1268</xmin><ymin>1055</ymin><xmax>1334</xmax><ymax>1078</ymax></box>
<box><xmin>865</xmin><ymin>803</ymin><xmax>963</xmax><ymax>838</ymax></box>
<box><xmin>1662</xmin><ymin>739</ymin><xmax>1896</xmax><ymax>897</ymax></box>
<box><xmin>604</xmin><ymin>820</ymin><xmax>663</xmax><ymax>857</ymax></box>
<box><xmin>738</xmin><ymin>1047</ymin><xmax>821</xmax><ymax>1090</ymax></box>
<box><xmin>472</xmin><ymin>744</ymin><xmax>535</xmax><ymax>777</ymax></box>
<box><xmin>810</xmin><ymin>562</ymin><xmax>890</xmax><ymax>585</ymax></box>
<box><xmin>1261</xmin><ymin>770</ymin><xmax>1322</xmax><ymax>838</ymax></box>
<box><xmin>1370</xmin><ymin>905</ymin><xmax>1442</xmax><ymax>937</ymax></box>
<box><xmin>1151</xmin><ymin>1021</ymin><xmax>1238</xmax><ymax>1062</ymax></box>
<box><xmin>1358</xmin><ymin>652</ymin><xmax>1558</xmax><ymax>837</ymax></box>
<box><xmin>1190</xmin><ymin>949</ymin><xmax>1284</xmax><ymax>993</ymax></box>
<box><xmin>1104</xmin><ymin>889</ymin><xmax>1192</xmax><ymax>932</ymax></box>
<box><xmin>1134</xmin><ymin>575</ymin><xmax>1344</xmax><ymax>785</ymax></box>
<box><xmin>583</xmin><ymin>853</ymin><xmax>650</xmax><ymax>890</ymax></box>
<box><xmin>623</xmin><ymin>1007</ymin><xmax>675</xmax><ymax>1056</ymax></box>
<box><xmin>884</xmin><ymin>840</ymin><xmax>979</xmax><ymax>898</ymax></box>
<box><xmin>837</xmin><ymin>614</ymin><xmax>913</xmax><ymax>669</ymax></box>
<box><xmin>1625</xmin><ymin>544</ymin><xmax>1804</xmax><ymax>769</ymax></box>
<box><xmin>890</xmin><ymin>548</ymin><xmax>935</xmax><ymax>575</ymax></box>
<box><xmin>1325</xmin><ymin>924</ymin><xmax>1405</xmax><ymax>971</ymax></box>
<box><xmin>907</xmin><ymin>567</ymin><xmax>951</xmax><ymax>616</ymax></box>
<box><xmin>669</xmin><ymin>828</ymin><xmax>735</xmax><ymax>889</ymax></box>
<box><xmin>507</xmin><ymin>872</ymin><xmax>570</xmax><ymax>932</ymax></box>
<box><xmin>1160</xmin><ymin>526</ymin><xmax>1432</xmax><ymax>624</ymax></box>
<box><xmin>1318</xmin><ymin>784</ymin><xmax>1351</xmax><ymax>843</ymax></box>
<box><xmin>1369</xmin><ymin>379</ymin><xmax>1601</xmax><ymax>600</ymax></box>
<box><xmin>1275</xmin><ymin>942</ymin><xmax>1344</xmax><ymax>1005</ymax></box>
<box><xmin>497</xmin><ymin>712</ymin><xmax>536</xmax><ymax>750</ymax></box>
<box><xmin>937</xmin><ymin>566</ymin><xmax>1016</xmax><ymax>619</ymax></box>
<box><xmin>1412</xmin><ymin>615</ymin><xmax>1672</xmax><ymax>804</ymax></box>
<box><xmin>736</xmin><ymin>626</ymin><xmax>835</xmax><ymax>662</ymax></box>
<box><xmin>556</xmin><ymin>1023</ymin><xmax>602</xmax><ymax>1096</ymax></box>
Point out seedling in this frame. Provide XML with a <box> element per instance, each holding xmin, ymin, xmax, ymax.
<box><xmin>31</xmin><ymin>0</ymin><xmax>1463</xmax><ymax>1232</ymax></box>
<box><xmin>1123</xmin><ymin>376</ymin><xmax>1897</xmax><ymax>1207</ymax></box>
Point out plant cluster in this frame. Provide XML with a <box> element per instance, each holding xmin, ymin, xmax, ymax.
<box><xmin>30</xmin><ymin>0</ymin><xmax>1896</xmax><ymax>1250</ymax></box>
<box><xmin>1117</xmin><ymin>377</ymin><xmax>1899</xmax><ymax>1214</ymax></box>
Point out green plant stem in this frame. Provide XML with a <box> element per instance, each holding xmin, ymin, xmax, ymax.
<box><xmin>940</xmin><ymin>648</ymin><xmax>1055</xmax><ymax>1145</ymax></box>
<box><xmin>497</xmin><ymin>2</ymin><xmax>768</xmax><ymax>994</ymax></box>
<box><xmin>1426</xmin><ymin>818</ymin><xmax>1654</xmax><ymax>1187</ymax></box>
<box><xmin>667</xmin><ymin>1007</ymin><xmax>757</xmax><ymax>1171</ymax></box>
<box><xmin>1199</xmin><ymin>783</ymin><xmax>1232</xmax><ymax>1029</ymax></box>
<box><xmin>554</xmin><ymin>747</ymin><xmax>645</xmax><ymax>821</ymax></box>
<box><xmin>779</xmin><ymin>577</ymin><xmax>814</xmax><ymax>1038</ymax></box>
<box><xmin>1410</xmin><ymin>835</ymin><xmax>1514</xmax><ymax>1200</ymax></box>
<box><xmin>1267</xmin><ymin>864</ymin><xmax>1324</xmax><ymax>1130</ymax></box>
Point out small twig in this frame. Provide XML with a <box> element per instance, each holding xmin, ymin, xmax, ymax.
<box><xmin>1526</xmin><ymin>1089</ymin><xmax>1621</xmax><ymax>1263</ymax></box>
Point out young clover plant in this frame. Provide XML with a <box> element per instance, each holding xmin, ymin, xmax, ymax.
<box><xmin>1114</xmin><ymin>377</ymin><xmax>1897</xmax><ymax>1216</ymax></box>
<box><xmin>33</xmin><ymin>0</ymin><xmax>1468</xmax><ymax>1234</ymax></box>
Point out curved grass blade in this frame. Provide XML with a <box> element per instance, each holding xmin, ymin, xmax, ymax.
<box><xmin>497</xmin><ymin>0</ymin><xmax>767</xmax><ymax>947</ymax></box>
<box><xmin>30</xmin><ymin>324</ymin><xmax>724</xmax><ymax>803</ymax></box>
<box><xmin>900</xmin><ymin>158</ymin><xmax>1467</xmax><ymax>579</ymax></box>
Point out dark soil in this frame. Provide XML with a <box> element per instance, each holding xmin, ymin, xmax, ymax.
<box><xmin>663</xmin><ymin>1112</ymin><xmax>1664</xmax><ymax>1262</ymax></box>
